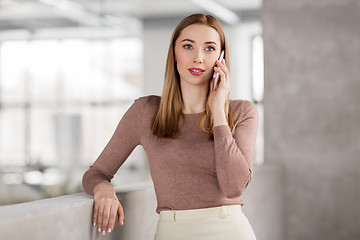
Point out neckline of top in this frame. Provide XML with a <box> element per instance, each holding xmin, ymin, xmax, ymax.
<box><xmin>182</xmin><ymin>111</ymin><xmax>205</xmax><ymax>116</ymax></box>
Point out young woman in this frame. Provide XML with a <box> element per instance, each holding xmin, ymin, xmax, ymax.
<box><xmin>82</xmin><ymin>13</ymin><xmax>258</xmax><ymax>239</ymax></box>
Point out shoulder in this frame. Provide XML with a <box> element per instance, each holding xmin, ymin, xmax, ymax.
<box><xmin>135</xmin><ymin>95</ymin><xmax>160</xmax><ymax>109</ymax></box>
<box><xmin>229</xmin><ymin>99</ymin><xmax>258</xmax><ymax>123</ymax></box>
<box><xmin>133</xmin><ymin>95</ymin><xmax>161</xmax><ymax>116</ymax></box>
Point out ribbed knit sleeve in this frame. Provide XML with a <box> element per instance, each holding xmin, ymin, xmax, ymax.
<box><xmin>82</xmin><ymin>97</ymin><xmax>145</xmax><ymax>194</ymax></box>
<box><xmin>213</xmin><ymin>100</ymin><xmax>259</xmax><ymax>198</ymax></box>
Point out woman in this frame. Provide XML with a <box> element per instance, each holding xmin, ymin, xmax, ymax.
<box><xmin>82</xmin><ymin>13</ymin><xmax>258</xmax><ymax>239</ymax></box>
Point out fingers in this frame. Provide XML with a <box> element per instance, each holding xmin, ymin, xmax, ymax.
<box><xmin>100</xmin><ymin>201</ymin><xmax>111</xmax><ymax>234</ymax></box>
<box><xmin>93</xmin><ymin>200</ymin><xmax>99</xmax><ymax>227</ymax></box>
<box><xmin>216</xmin><ymin>59</ymin><xmax>230</xmax><ymax>78</ymax></box>
<box><xmin>117</xmin><ymin>203</ymin><xmax>125</xmax><ymax>226</ymax></box>
<box><xmin>93</xmin><ymin>195</ymin><xmax>124</xmax><ymax>235</ymax></box>
<box><xmin>95</xmin><ymin>198</ymin><xmax>107</xmax><ymax>234</ymax></box>
<box><xmin>213</xmin><ymin>59</ymin><xmax>230</xmax><ymax>90</ymax></box>
<box><xmin>216</xmin><ymin>59</ymin><xmax>230</xmax><ymax>80</ymax></box>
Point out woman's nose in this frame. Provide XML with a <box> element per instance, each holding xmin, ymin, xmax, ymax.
<box><xmin>193</xmin><ymin>50</ymin><xmax>204</xmax><ymax>63</ymax></box>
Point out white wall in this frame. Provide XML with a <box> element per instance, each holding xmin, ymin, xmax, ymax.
<box><xmin>143</xmin><ymin>20</ymin><xmax>176</xmax><ymax>96</ymax></box>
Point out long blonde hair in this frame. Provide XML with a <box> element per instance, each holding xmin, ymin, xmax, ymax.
<box><xmin>151</xmin><ymin>13</ymin><xmax>234</xmax><ymax>139</ymax></box>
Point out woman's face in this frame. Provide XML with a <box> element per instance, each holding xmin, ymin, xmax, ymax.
<box><xmin>174</xmin><ymin>24</ymin><xmax>221</xmax><ymax>89</ymax></box>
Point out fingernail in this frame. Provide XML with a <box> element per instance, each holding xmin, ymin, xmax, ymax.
<box><xmin>93</xmin><ymin>222</ymin><xmax>96</xmax><ymax>227</ymax></box>
<box><xmin>102</xmin><ymin>230</ymin><xmax>106</xmax><ymax>235</ymax></box>
<box><xmin>121</xmin><ymin>220</ymin><xmax>124</xmax><ymax>225</ymax></box>
<box><xmin>108</xmin><ymin>228</ymin><xmax>112</xmax><ymax>233</ymax></box>
<box><xmin>98</xmin><ymin>227</ymin><xmax>101</xmax><ymax>233</ymax></box>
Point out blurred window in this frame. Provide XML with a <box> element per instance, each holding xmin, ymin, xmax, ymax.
<box><xmin>0</xmin><ymin>38</ymin><xmax>143</xmax><ymax>167</ymax></box>
<box><xmin>251</xmin><ymin>34</ymin><xmax>264</xmax><ymax>166</ymax></box>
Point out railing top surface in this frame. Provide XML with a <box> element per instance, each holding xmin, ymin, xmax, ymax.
<box><xmin>0</xmin><ymin>180</ymin><xmax>154</xmax><ymax>216</ymax></box>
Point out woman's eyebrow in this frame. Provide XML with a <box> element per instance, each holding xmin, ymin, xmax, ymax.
<box><xmin>205</xmin><ymin>41</ymin><xmax>217</xmax><ymax>45</ymax></box>
<box><xmin>180</xmin><ymin>39</ymin><xmax>217</xmax><ymax>45</ymax></box>
<box><xmin>181</xmin><ymin>39</ymin><xmax>195</xmax><ymax>43</ymax></box>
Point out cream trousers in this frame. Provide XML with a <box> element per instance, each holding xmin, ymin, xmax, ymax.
<box><xmin>154</xmin><ymin>205</ymin><xmax>257</xmax><ymax>240</ymax></box>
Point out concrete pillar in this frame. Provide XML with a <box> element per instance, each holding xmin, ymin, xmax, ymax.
<box><xmin>263</xmin><ymin>1</ymin><xmax>360</xmax><ymax>239</ymax></box>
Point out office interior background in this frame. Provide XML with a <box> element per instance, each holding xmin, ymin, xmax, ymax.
<box><xmin>0</xmin><ymin>0</ymin><xmax>359</xmax><ymax>240</ymax></box>
<box><xmin>0</xmin><ymin>0</ymin><xmax>264</xmax><ymax>202</ymax></box>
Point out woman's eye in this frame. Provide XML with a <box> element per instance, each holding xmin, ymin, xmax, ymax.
<box><xmin>205</xmin><ymin>46</ymin><xmax>215</xmax><ymax>51</ymax></box>
<box><xmin>184</xmin><ymin>44</ymin><xmax>192</xmax><ymax>49</ymax></box>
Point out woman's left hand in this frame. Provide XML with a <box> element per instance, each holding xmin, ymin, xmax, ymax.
<box><xmin>208</xmin><ymin>58</ymin><xmax>230</xmax><ymax>113</ymax></box>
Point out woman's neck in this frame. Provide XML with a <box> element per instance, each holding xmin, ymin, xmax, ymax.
<box><xmin>180</xmin><ymin>81</ymin><xmax>208</xmax><ymax>114</ymax></box>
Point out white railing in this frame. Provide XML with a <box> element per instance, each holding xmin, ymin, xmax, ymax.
<box><xmin>0</xmin><ymin>165</ymin><xmax>284</xmax><ymax>240</ymax></box>
<box><xmin>0</xmin><ymin>181</ymin><xmax>158</xmax><ymax>240</ymax></box>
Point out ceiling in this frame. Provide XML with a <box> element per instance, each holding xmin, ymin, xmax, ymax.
<box><xmin>0</xmin><ymin>0</ymin><xmax>261</xmax><ymax>39</ymax></box>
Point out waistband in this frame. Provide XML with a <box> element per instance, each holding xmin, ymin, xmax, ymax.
<box><xmin>159</xmin><ymin>205</ymin><xmax>242</xmax><ymax>222</ymax></box>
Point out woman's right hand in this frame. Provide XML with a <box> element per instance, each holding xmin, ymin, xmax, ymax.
<box><xmin>93</xmin><ymin>182</ymin><xmax>125</xmax><ymax>235</ymax></box>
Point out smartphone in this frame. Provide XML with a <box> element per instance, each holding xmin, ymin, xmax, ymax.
<box><xmin>211</xmin><ymin>50</ymin><xmax>225</xmax><ymax>91</ymax></box>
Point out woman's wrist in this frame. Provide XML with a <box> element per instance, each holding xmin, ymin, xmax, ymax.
<box><xmin>94</xmin><ymin>181</ymin><xmax>115</xmax><ymax>196</ymax></box>
<box><xmin>212</xmin><ymin>108</ymin><xmax>227</xmax><ymax>127</ymax></box>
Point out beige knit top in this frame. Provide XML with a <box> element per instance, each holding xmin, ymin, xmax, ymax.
<box><xmin>82</xmin><ymin>95</ymin><xmax>258</xmax><ymax>214</ymax></box>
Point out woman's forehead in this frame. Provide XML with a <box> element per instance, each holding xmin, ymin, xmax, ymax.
<box><xmin>177</xmin><ymin>24</ymin><xmax>221</xmax><ymax>44</ymax></box>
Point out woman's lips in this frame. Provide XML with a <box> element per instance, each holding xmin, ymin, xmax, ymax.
<box><xmin>188</xmin><ymin>68</ymin><xmax>204</xmax><ymax>76</ymax></box>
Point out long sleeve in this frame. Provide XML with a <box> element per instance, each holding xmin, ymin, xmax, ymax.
<box><xmin>213</xmin><ymin>100</ymin><xmax>259</xmax><ymax>198</ymax></box>
<box><xmin>82</xmin><ymin>97</ymin><xmax>145</xmax><ymax>194</ymax></box>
